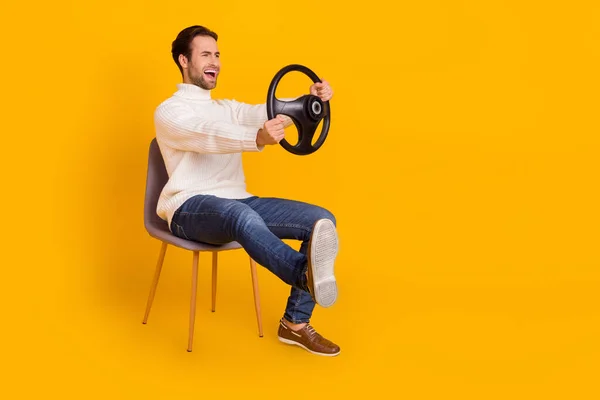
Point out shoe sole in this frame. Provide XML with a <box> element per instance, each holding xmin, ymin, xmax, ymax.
<box><xmin>308</xmin><ymin>219</ymin><xmax>338</xmax><ymax>308</ymax></box>
<box><xmin>278</xmin><ymin>336</ymin><xmax>340</xmax><ymax>357</ymax></box>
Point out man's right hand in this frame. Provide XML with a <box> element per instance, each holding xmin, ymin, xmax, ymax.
<box><xmin>256</xmin><ymin>115</ymin><xmax>286</xmax><ymax>146</ymax></box>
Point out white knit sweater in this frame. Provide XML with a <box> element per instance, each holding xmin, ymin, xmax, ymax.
<box><xmin>154</xmin><ymin>83</ymin><xmax>269</xmax><ymax>227</ymax></box>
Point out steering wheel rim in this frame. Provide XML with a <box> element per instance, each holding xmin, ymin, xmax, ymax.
<box><xmin>266</xmin><ymin>64</ymin><xmax>330</xmax><ymax>155</ymax></box>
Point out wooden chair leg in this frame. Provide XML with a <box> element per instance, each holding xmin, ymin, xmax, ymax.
<box><xmin>249</xmin><ymin>257</ymin><xmax>264</xmax><ymax>337</ymax></box>
<box><xmin>211</xmin><ymin>252</ymin><xmax>218</xmax><ymax>312</ymax></box>
<box><xmin>143</xmin><ymin>241</ymin><xmax>168</xmax><ymax>324</ymax></box>
<box><xmin>188</xmin><ymin>251</ymin><xmax>200</xmax><ymax>352</ymax></box>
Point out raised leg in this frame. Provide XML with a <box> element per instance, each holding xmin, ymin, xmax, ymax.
<box><xmin>240</xmin><ymin>196</ymin><xmax>337</xmax><ymax>322</ymax></box>
<box><xmin>188</xmin><ymin>251</ymin><xmax>200</xmax><ymax>352</ymax></box>
<box><xmin>142</xmin><ymin>241</ymin><xmax>168</xmax><ymax>324</ymax></box>
<box><xmin>249</xmin><ymin>257</ymin><xmax>264</xmax><ymax>337</ymax></box>
<box><xmin>211</xmin><ymin>252</ymin><xmax>218</xmax><ymax>312</ymax></box>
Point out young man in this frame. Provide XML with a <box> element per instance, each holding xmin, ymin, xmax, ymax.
<box><xmin>153</xmin><ymin>25</ymin><xmax>341</xmax><ymax>356</ymax></box>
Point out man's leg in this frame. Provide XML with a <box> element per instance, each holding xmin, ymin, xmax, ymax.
<box><xmin>239</xmin><ymin>196</ymin><xmax>337</xmax><ymax>323</ymax></box>
<box><xmin>239</xmin><ymin>196</ymin><xmax>340</xmax><ymax>356</ymax></box>
<box><xmin>281</xmin><ymin>240</ymin><xmax>318</xmax><ymax>327</ymax></box>
<box><xmin>170</xmin><ymin>195</ymin><xmax>310</xmax><ymax>292</ymax></box>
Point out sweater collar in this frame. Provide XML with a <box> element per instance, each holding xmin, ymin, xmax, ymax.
<box><xmin>174</xmin><ymin>83</ymin><xmax>212</xmax><ymax>100</ymax></box>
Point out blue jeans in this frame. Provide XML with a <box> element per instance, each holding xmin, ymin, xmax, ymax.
<box><xmin>170</xmin><ymin>195</ymin><xmax>337</xmax><ymax>324</ymax></box>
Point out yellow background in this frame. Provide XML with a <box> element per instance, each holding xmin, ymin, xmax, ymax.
<box><xmin>1</xmin><ymin>0</ymin><xmax>599</xmax><ymax>398</ymax></box>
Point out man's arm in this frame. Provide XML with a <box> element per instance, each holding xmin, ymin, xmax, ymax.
<box><xmin>226</xmin><ymin>79</ymin><xmax>333</xmax><ymax>130</ymax></box>
<box><xmin>223</xmin><ymin>99</ymin><xmax>296</xmax><ymax>129</ymax></box>
<box><xmin>155</xmin><ymin>102</ymin><xmax>263</xmax><ymax>154</ymax></box>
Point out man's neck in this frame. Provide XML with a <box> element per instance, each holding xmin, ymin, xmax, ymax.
<box><xmin>174</xmin><ymin>82</ymin><xmax>212</xmax><ymax>100</ymax></box>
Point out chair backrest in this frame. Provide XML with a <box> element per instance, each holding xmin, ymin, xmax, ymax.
<box><xmin>144</xmin><ymin>138</ymin><xmax>170</xmax><ymax>233</ymax></box>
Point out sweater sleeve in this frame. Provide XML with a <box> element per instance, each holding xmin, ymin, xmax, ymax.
<box><xmin>154</xmin><ymin>101</ymin><xmax>263</xmax><ymax>154</ymax></box>
<box><xmin>222</xmin><ymin>98</ymin><xmax>299</xmax><ymax>128</ymax></box>
<box><xmin>222</xmin><ymin>99</ymin><xmax>268</xmax><ymax>128</ymax></box>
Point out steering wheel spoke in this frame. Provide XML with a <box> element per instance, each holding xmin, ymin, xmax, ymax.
<box><xmin>291</xmin><ymin>114</ymin><xmax>321</xmax><ymax>153</ymax></box>
<box><xmin>272</xmin><ymin>96</ymin><xmax>306</xmax><ymax>121</ymax></box>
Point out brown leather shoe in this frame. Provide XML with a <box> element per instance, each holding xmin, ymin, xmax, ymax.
<box><xmin>277</xmin><ymin>319</ymin><xmax>340</xmax><ymax>356</ymax></box>
<box><xmin>306</xmin><ymin>218</ymin><xmax>338</xmax><ymax>307</ymax></box>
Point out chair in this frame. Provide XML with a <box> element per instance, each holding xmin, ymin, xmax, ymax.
<box><xmin>141</xmin><ymin>138</ymin><xmax>263</xmax><ymax>352</ymax></box>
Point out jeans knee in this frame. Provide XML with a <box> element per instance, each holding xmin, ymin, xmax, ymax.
<box><xmin>319</xmin><ymin>208</ymin><xmax>336</xmax><ymax>226</ymax></box>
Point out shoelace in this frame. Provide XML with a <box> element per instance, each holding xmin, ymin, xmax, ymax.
<box><xmin>305</xmin><ymin>324</ymin><xmax>332</xmax><ymax>346</ymax></box>
<box><xmin>306</xmin><ymin>324</ymin><xmax>318</xmax><ymax>338</ymax></box>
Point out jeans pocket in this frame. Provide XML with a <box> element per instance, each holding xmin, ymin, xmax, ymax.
<box><xmin>171</xmin><ymin>221</ymin><xmax>191</xmax><ymax>241</ymax></box>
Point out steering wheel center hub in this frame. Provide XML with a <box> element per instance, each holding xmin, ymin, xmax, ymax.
<box><xmin>308</xmin><ymin>96</ymin><xmax>323</xmax><ymax>120</ymax></box>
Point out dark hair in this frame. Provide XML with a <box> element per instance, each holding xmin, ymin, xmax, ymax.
<box><xmin>171</xmin><ymin>25</ymin><xmax>218</xmax><ymax>75</ymax></box>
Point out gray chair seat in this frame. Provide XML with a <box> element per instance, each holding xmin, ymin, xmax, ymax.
<box><xmin>145</xmin><ymin>217</ymin><xmax>242</xmax><ymax>252</ymax></box>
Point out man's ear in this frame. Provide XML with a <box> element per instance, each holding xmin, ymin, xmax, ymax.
<box><xmin>178</xmin><ymin>54</ymin><xmax>188</xmax><ymax>69</ymax></box>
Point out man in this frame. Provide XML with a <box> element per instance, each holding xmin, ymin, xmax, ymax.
<box><xmin>153</xmin><ymin>25</ymin><xmax>340</xmax><ymax>356</ymax></box>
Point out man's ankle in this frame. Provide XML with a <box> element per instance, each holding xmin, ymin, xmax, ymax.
<box><xmin>283</xmin><ymin>318</ymin><xmax>307</xmax><ymax>331</ymax></box>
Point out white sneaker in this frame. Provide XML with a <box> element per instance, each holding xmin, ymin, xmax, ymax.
<box><xmin>306</xmin><ymin>219</ymin><xmax>338</xmax><ymax>307</ymax></box>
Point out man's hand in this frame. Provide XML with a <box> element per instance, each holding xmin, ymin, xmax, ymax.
<box><xmin>310</xmin><ymin>79</ymin><xmax>333</xmax><ymax>102</ymax></box>
<box><xmin>256</xmin><ymin>115</ymin><xmax>286</xmax><ymax>146</ymax></box>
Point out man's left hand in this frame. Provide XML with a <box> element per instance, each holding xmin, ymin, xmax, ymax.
<box><xmin>310</xmin><ymin>79</ymin><xmax>333</xmax><ymax>102</ymax></box>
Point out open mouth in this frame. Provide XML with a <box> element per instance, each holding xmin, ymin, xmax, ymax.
<box><xmin>204</xmin><ymin>69</ymin><xmax>217</xmax><ymax>79</ymax></box>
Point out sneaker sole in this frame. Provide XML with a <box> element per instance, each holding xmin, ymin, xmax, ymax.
<box><xmin>308</xmin><ymin>219</ymin><xmax>338</xmax><ymax>308</ymax></box>
<box><xmin>278</xmin><ymin>336</ymin><xmax>340</xmax><ymax>357</ymax></box>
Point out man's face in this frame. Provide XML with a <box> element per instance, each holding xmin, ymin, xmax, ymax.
<box><xmin>181</xmin><ymin>35</ymin><xmax>220</xmax><ymax>90</ymax></box>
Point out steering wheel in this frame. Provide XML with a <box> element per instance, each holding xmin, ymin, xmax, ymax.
<box><xmin>266</xmin><ymin>64</ymin><xmax>331</xmax><ymax>155</ymax></box>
